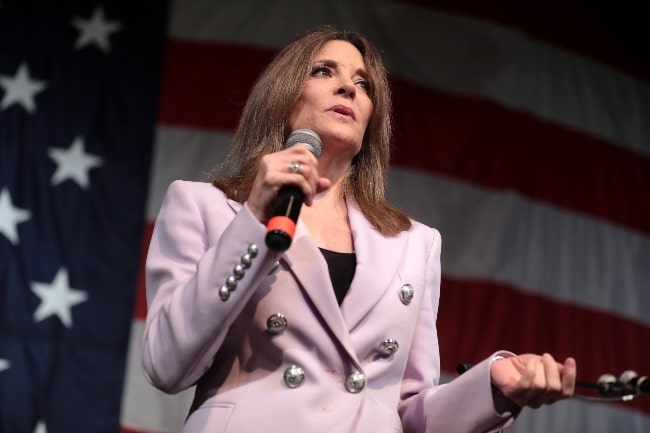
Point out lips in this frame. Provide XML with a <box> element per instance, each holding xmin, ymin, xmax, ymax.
<box><xmin>328</xmin><ymin>105</ymin><xmax>356</xmax><ymax>121</ymax></box>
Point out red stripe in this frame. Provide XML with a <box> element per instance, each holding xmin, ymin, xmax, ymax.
<box><xmin>390</xmin><ymin>78</ymin><xmax>650</xmax><ymax>235</ymax></box>
<box><xmin>400</xmin><ymin>0</ymin><xmax>650</xmax><ymax>82</ymax></box>
<box><xmin>158</xmin><ymin>40</ymin><xmax>273</xmax><ymax>131</ymax></box>
<box><xmin>158</xmin><ymin>40</ymin><xmax>650</xmax><ymax>235</ymax></box>
<box><xmin>133</xmin><ymin>222</ymin><xmax>154</xmax><ymax>321</ymax></box>
<box><xmin>438</xmin><ymin>276</ymin><xmax>650</xmax><ymax>414</ymax></box>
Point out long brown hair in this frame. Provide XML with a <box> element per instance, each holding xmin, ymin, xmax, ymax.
<box><xmin>213</xmin><ymin>26</ymin><xmax>411</xmax><ymax>236</ymax></box>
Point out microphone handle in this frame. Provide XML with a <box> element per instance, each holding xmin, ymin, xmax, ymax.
<box><xmin>265</xmin><ymin>186</ymin><xmax>303</xmax><ymax>251</ymax></box>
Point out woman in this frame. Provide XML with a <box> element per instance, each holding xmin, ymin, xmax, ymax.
<box><xmin>142</xmin><ymin>26</ymin><xmax>576</xmax><ymax>433</ymax></box>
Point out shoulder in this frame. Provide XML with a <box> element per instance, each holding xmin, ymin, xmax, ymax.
<box><xmin>164</xmin><ymin>180</ymin><xmax>229</xmax><ymax>206</ymax></box>
<box><xmin>408</xmin><ymin>217</ymin><xmax>441</xmax><ymax>246</ymax></box>
<box><xmin>154</xmin><ymin>181</ymin><xmax>245</xmax><ymax>242</ymax></box>
<box><xmin>166</xmin><ymin>179</ymin><xmax>225</xmax><ymax>198</ymax></box>
<box><xmin>160</xmin><ymin>180</ymin><xmax>239</xmax><ymax>220</ymax></box>
<box><xmin>401</xmin><ymin>218</ymin><xmax>442</xmax><ymax>270</ymax></box>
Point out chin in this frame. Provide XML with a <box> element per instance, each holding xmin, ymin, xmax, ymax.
<box><xmin>320</xmin><ymin>128</ymin><xmax>362</xmax><ymax>146</ymax></box>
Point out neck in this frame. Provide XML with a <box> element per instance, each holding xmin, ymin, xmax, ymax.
<box><xmin>317</xmin><ymin>150</ymin><xmax>352</xmax><ymax>186</ymax></box>
<box><xmin>301</xmin><ymin>181</ymin><xmax>353</xmax><ymax>253</ymax></box>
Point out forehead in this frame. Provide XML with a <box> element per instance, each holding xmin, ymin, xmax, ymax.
<box><xmin>314</xmin><ymin>40</ymin><xmax>365</xmax><ymax>66</ymax></box>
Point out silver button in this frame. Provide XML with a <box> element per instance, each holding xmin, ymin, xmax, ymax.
<box><xmin>248</xmin><ymin>244</ymin><xmax>258</xmax><ymax>257</ymax></box>
<box><xmin>233</xmin><ymin>264</ymin><xmax>245</xmax><ymax>279</ymax></box>
<box><xmin>266</xmin><ymin>313</ymin><xmax>287</xmax><ymax>334</ymax></box>
<box><xmin>218</xmin><ymin>285</ymin><xmax>230</xmax><ymax>301</ymax></box>
<box><xmin>345</xmin><ymin>371</ymin><xmax>365</xmax><ymax>393</ymax></box>
<box><xmin>400</xmin><ymin>284</ymin><xmax>414</xmax><ymax>305</ymax></box>
<box><xmin>241</xmin><ymin>253</ymin><xmax>252</xmax><ymax>268</ymax></box>
<box><xmin>283</xmin><ymin>365</ymin><xmax>305</xmax><ymax>388</ymax></box>
<box><xmin>225</xmin><ymin>275</ymin><xmax>237</xmax><ymax>290</ymax></box>
<box><xmin>378</xmin><ymin>339</ymin><xmax>399</xmax><ymax>357</ymax></box>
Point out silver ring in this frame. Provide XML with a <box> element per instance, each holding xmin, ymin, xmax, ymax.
<box><xmin>288</xmin><ymin>162</ymin><xmax>302</xmax><ymax>174</ymax></box>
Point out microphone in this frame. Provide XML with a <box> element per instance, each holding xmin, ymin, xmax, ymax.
<box><xmin>593</xmin><ymin>371</ymin><xmax>649</xmax><ymax>400</ymax></box>
<box><xmin>596</xmin><ymin>373</ymin><xmax>622</xmax><ymax>396</ymax></box>
<box><xmin>265</xmin><ymin>129</ymin><xmax>322</xmax><ymax>251</ymax></box>
<box><xmin>619</xmin><ymin>370</ymin><xmax>650</xmax><ymax>394</ymax></box>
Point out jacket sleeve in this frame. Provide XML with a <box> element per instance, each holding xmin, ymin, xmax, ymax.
<box><xmin>398</xmin><ymin>227</ymin><xmax>516</xmax><ymax>433</ymax></box>
<box><xmin>141</xmin><ymin>181</ymin><xmax>281</xmax><ymax>394</ymax></box>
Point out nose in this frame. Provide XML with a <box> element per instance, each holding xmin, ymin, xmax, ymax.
<box><xmin>336</xmin><ymin>77</ymin><xmax>356</xmax><ymax>98</ymax></box>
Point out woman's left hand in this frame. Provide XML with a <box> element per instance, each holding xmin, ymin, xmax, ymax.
<box><xmin>490</xmin><ymin>353</ymin><xmax>577</xmax><ymax>410</ymax></box>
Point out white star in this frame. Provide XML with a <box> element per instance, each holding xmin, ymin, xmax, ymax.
<box><xmin>0</xmin><ymin>62</ymin><xmax>48</xmax><ymax>113</ymax></box>
<box><xmin>33</xmin><ymin>420</ymin><xmax>47</xmax><ymax>433</ymax></box>
<box><xmin>48</xmin><ymin>136</ymin><xmax>103</xmax><ymax>189</ymax></box>
<box><xmin>31</xmin><ymin>268</ymin><xmax>89</xmax><ymax>328</ymax></box>
<box><xmin>0</xmin><ymin>188</ymin><xmax>32</xmax><ymax>245</ymax></box>
<box><xmin>0</xmin><ymin>358</ymin><xmax>9</xmax><ymax>373</ymax></box>
<box><xmin>71</xmin><ymin>6</ymin><xmax>123</xmax><ymax>53</ymax></box>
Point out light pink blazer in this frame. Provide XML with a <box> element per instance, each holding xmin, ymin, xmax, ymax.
<box><xmin>143</xmin><ymin>180</ymin><xmax>514</xmax><ymax>433</ymax></box>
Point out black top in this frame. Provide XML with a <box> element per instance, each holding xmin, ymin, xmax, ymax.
<box><xmin>319</xmin><ymin>248</ymin><xmax>357</xmax><ymax>305</ymax></box>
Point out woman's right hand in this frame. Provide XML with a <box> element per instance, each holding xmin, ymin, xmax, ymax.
<box><xmin>247</xmin><ymin>144</ymin><xmax>331</xmax><ymax>223</ymax></box>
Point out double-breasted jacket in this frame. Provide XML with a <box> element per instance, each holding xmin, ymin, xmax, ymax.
<box><xmin>142</xmin><ymin>180</ymin><xmax>513</xmax><ymax>433</ymax></box>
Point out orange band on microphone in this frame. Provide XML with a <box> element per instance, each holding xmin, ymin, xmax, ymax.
<box><xmin>266</xmin><ymin>216</ymin><xmax>296</xmax><ymax>238</ymax></box>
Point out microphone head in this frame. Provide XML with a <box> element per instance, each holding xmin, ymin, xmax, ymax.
<box><xmin>597</xmin><ymin>373</ymin><xmax>617</xmax><ymax>385</ymax></box>
<box><xmin>285</xmin><ymin>129</ymin><xmax>322</xmax><ymax>157</ymax></box>
<box><xmin>619</xmin><ymin>370</ymin><xmax>639</xmax><ymax>385</ymax></box>
<box><xmin>596</xmin><ymin>373</ymin><xmax>618</xmax><ymax>395</ymax></box>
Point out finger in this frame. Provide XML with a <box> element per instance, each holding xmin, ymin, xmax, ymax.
<box><xmin>316</xmin><ymin>177</ymin><xmax>332</xmax><ymax>194</ymax></box>
<box><xmin>286</xmin><ymin>171</ymin><xmax>317</xmax><ymax>206</ymax></box>
<box><xmin>250</xmin><ymin>152</ymin><xmax>318</xmax><ymax>219</ymax></box>
<box><xmin>505</xmin><ymin>357</ymin><xmax>538</xmax><ymax>407</ymax></box>
<box><xmin>562</xmin><ymin>357</ymin><xmax>577</xmax><ymax>398</ymax></box>
<box><xmin>542</xmin><ymin>353</ymin><xmax>561</xmax><ymax>392</ymax></box>
<box><xmin>284</xmin><ymin>144</ymin><xmax>320</xmax><ymax>164</ymax></box>
<box><xmin>539</xmin><ymin>353</ymin><xmax>564</xmax><ymax>405</ymax></box>
<box><xmin>531</xmin><ymin>354</ymin><xmax>575</xmax><ymax>407</ymax></box>
<box><xmin>525</xmin><ymin>357</ymin><xmax>549</xmax><ymax>408</ymax></box>
<box><xmin>520</xmin><ymin>356</ymin><xmax>538</xmax><ymax>389</ymax></box>
<box><xmin>273</xmin><ymin>155</ymin><xmax>320</xmax><ymax>205</ymax></box>
<box><xmin>283</xmin><ymin>149</ymin><xmax>319</xmax><ymax>176</ymax></box>
<box><xmin>288</xmin><ymin>164</ymin><xmax>320</xmax><ymax>206</ymax></box>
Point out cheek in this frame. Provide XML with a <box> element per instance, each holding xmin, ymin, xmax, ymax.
<box><xmin>288</xmin><ymin>100</ymin><xmax>307</xmax><ymax>129</ymax></box>
<box><xmin>288</xmin><ymin>92</ymin><xmax>318</xmax><ymax>125</ymax></box>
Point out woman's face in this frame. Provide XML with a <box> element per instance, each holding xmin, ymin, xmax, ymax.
<box><xmin>288</xmin><ymin>40</ymin><xmax>374</xmax><ymax>158</ymax></box>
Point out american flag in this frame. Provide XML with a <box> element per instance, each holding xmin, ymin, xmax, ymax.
<box><xmin>1</xmin><ymin>1</ymin><xmax>648</xmax><ymax>433</ymax></box>
<box><xmin>0</xmin><ymin>1</ymin><xmax>167</xmax><ymax>432</ymax></box>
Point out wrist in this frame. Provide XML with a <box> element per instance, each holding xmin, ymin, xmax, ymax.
<box><xmin>490</xmin><ymin>355</ymin><xmax>521</xmax><ymax>415</ymax></box>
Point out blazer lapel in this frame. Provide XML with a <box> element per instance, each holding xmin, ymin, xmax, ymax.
<box><xmin>227</xmin><ymin>198</ymin><xmax>403</xmax><ymax>363</ymax></box>
<box><xmin>282</xmin><ymin>220</ymin><xmax>360</xmax><ymax>363</ymax></box>
<box><xmin>340</xmin><ymin>204</ymin><xmax>408</xmax><ymax>332</ymax></box>
<box><xmin>227</xmin><ymin>198</ymin><xmax>347</xmax><ymax>343</ymax></box>
<box><xmin>227</xmin><ymin>199</ymin><xmax>350</xmax><ymax>351</ymax></box>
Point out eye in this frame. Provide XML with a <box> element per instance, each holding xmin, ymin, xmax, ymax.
<box><xmin>311</xmin><ymin>65</ymin><xmax>332</xmax><ymax>77</ymax></box>
<box><xmin>355</xmin><ymin>79</ymin><xmax>371</xmax><ymax>93</ymax></box>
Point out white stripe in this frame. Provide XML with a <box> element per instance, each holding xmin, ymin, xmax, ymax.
<box><xmin>147</xmin><ymin>127</ymin><xmax>650</xmax><ymax>326</ymax></box>
<box><xmin>120</xmin><ymin>320</ymin><xmax>193</xmax><ymax>433</ymax></box>
<box><xmin>387</xmin><ymin>166</ymin><xmax>650</xmax><ymax>326</ymax></box>
<box><xmin>146</xmin><ymin>127</ymin><xmax>232</xmax><ymax>219</ymax></box>
<box><xmin>169</xmin><ymin>0</ymin><xmax>650</xmax><ymax>157</ymax></box>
